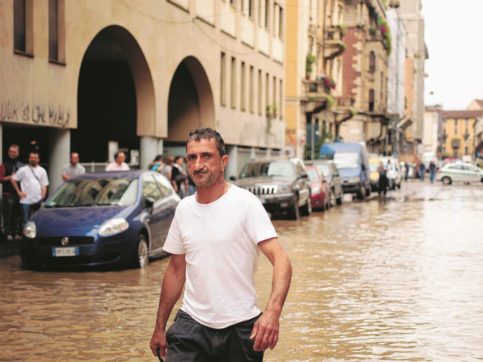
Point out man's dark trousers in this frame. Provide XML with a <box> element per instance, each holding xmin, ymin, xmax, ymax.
<box><xmin>166</xmin><ymin>310</ymin><xmax>264</xmax><ymax>362</ymax></box>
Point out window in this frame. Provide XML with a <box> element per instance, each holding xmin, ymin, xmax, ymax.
<box><xmin>265</xmin><ymin>73</ymin><xmax>270</xmax><ymax>115</ymax></box>
<box><xmin>220</xmin><ymin>52</ymin><xmax>226</xmax><ymax>106</ymax></box>
<box><xmin>231</xmin><ymin>57</ymin><xmax>237</xmax><ymax>109</ymax></box>
<box><xmin>279</xmin><ymin>79</ymin><xmax>283</xmax><ymax>118</ymax></box>
<box><xmin>230</xmin><ymin>0</ymin><xmax>235</xmax><ymax>7</ymax></box>
<box><xmin>258</xmin><ymin>70</ymin><xmax>263</xmax><ymax>115</ymax></box>
<box><xmin>368</xmin><ymin>89</ymin><xmax>375</xmax><ymax>112</ymax></box>
<box><xmin>369</xmin><ymin>51</ymin><xmax>376</xmax><ymax>73</ymax></box>
<box><xmin>153</xmin><ymin>174</ymin><xmax>173</xmax><ymax>197</ymax></box>
<box><xmin>48</xmin><ymin>0</ymin><xmax>65</xmax><ymax>62</ymax></box>
<box><xmin>278</xmin><ymin>6</ymin><xmax>284</xmax><ymax>38</ymax></box>
<box><xmin>143</xmin><ymin>175</ymin><xmax>163</xmax><ymax>203</ymax></box>
<box><xmin>13</xmin><ymin>0</ymin><xmax>32</xmax><ymax>54</ymax></box>
<box><xmin>264</xmin><ymin>0</ymin><xmax>270</xmax><ymax>29</ymax></box>
<box><xmin>248</xmin><ymin>0</ymin><xmax>254</xmax><ymax>18</ymax></box>
<box><xmin>454</xmin><ymin>119</ymin><xmax>457</xmax><ymax>134</ymax></box>
<box><xmin>249</xmin><ymin>66</ymin><xmax>255</xmax><ymax>113</ymax></box>
<box><xmin>272</xmin><ymin>76</ymin><xmax>277</xmax><ymax>114</ymax></box>
<box><xmin>241</xmin><ymin>61</ymin><xmax>246</xmax><ymax>111</ymax></box>
<box><xmin>464</xmin><ymin>146</ymin><xmax>468</xmax><ymax>155</ymax></box>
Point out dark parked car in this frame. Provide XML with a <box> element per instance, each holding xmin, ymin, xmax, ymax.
<box><xmin>233</xmin><ymin>158</ymin><xmax>311</xmax><ymax>220</ymax></box>
<box><xmin>20</xmin><ymin>170</ymin><xmax>180</xmax><ymax>269</ymax></box>
<box><xmin>305</xmin><ymin>160</ymin><xmax>343</xmax><ymax>206</ymax></box>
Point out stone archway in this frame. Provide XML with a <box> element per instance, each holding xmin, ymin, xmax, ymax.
<box><xmin>166</xmin><ymin>56</ymin><xmax>215</xmax><ymax>143</ymax></box>
<box><xmin>73</xmin><ymin>25</ymin><xmax>155</xmax><ymax>165</ymax></box>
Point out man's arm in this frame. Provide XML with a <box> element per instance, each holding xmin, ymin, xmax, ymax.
<box><xmin>41</xmin><ymin>186</ymin><xmax>48</xmax><ymax>200</ymax></box>
<box><xmin>150</xmin><ymin>254</ymin><xmax>186</xmax><ymax>358</ymax></box>
<box><xmin>10</xmin><ymin>177</ymin><xmax>26</xmax><ymax>199</ymax></box>
<box><xmin>250</xmin><ymin>237</ymin><xmax>292</xmax><ymax>352</ymax></box>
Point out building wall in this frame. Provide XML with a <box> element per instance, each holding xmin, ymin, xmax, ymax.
<box><xmin>1</xmin><ymin>0</ymin><xmax>286</xmax><ymax>184</ymax></box>
<box><xmin>442</xmin><ymin>117</ymin><xmax>477</xmax><ymax>158</ymax></box>
<box><xmin>398</xmin><ymin>0</ymin><xmax>426</xmax><ymax>143</ymax></box>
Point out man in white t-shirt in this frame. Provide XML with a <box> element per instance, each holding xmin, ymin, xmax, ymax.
<box><xmin>11</xmin><ymin>151</ymin><xmax>49</xmax><ymax>224</ymax></box>
<box><xmin>150</xmin><ymin>128</ymin><xmax>292</xmax><ymax>361</ymax></box>
<box><xmin>105</xmin><ymin>151</ymin><xmax>130</xmax><ymax>171</ymax></box>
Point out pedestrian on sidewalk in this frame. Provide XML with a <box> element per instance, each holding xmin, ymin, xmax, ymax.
<box><xmin>377</xmin><ymin>161</ymin><xmax>388</xmax><ymax>198</ymax></box>
<box><xmin>105</xmin><ymin>151</ymin><xmax>130</xmax><ymax>171</ymax></box>
<box><xmin>10</xmin><ymin>152</ymin><xmax>49</xmax><ymax>225</ymax></box>
<box><xmin>62</xmin><ymin>152</ymin><xmax>86</xmax><ymax>181</ymax></box>
<box><xmin>171</xmin><ymin>155</ymin><xmax>188</xmax><ymax>198</ymax></box>
<box><xmin>150</xmin><ymin>128</ymin><xmax>292</xmax><ymax>361</ymax></box>
<box><xmin>0</xmin><ymin>144</ymin><xmax>24</xmax><ymax>241</ymax></box>
<box><xmin>419</xmin><ymin>162</ymin><xmax>426</xmax><ymax>182</ymax></box>
<box><xmin>429</xmin><ymin>161</ymin><xmax>437</xmax><ymax>184</ymax></box>
<box><xmin>404</xmin><ymin>161</ymin><xmax>410</xmax><ymax>181</ymax></box>
<box><xmin>149</xmin><ymin>155</ymin><xmax>165</xmax><ymax>172</ymax></box>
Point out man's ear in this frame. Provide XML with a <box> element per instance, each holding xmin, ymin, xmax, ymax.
<box><xmin>221</xmin><ymin>155</ymin><xmax>229</xmax><ymax>169</ymax></box>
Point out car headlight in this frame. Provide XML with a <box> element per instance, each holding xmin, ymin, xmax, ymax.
<box><xmin>349</xmin><ymin>176</ymin><xmax>360</xmax><ymax>183</ymax></box>
<box><xmin>98</xmin><ymin>218</ymin><xmax>129</xmax><ymax>237</ymax></box>
<box><xmin>278</xmin><ymin>184</ymin><xmax>292</xmax><ymax>193</ymax></box>
<box><xmin>23</xmin><ymin>221</ymin><xmax>36</xmax><ymax>239</ymax></box>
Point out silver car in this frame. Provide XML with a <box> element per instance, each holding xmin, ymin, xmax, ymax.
<box><xmin>437</xmin><ymin>163</ymin><xmax>483</xmax><ymax>185</ymax></box>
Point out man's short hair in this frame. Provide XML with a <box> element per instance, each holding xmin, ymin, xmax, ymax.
<box><xmin>9</xmin><ymin>144</ymin><xmax>20</xmax><ymax>151</ymax></box>
<box><xmin>187</xmin><ymin>128</ymin><xmax>226</xmax><ymax>156</ymax></box>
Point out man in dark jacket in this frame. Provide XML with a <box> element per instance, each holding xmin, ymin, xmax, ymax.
<box><xmin>0</xmin><ymin>144</ymin><xmax>23</xmax><ymax>241</ymax></box>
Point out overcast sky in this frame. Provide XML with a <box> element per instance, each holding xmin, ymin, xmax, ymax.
<box><xmin>422</xmin><ymin>0</ymin><xmax>483</xmax><ymax>110</ymax></box>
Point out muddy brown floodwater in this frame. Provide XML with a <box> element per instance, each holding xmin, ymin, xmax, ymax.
<box><xmin>0</xmin><ymin>183</ymin><xmax>482</xmax><ymax>361</ymax></box>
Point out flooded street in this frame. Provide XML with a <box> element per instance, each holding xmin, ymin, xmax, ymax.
<box><xmin>1</xmin><ymin>182</ymin><xmax>482</xmax><ymax>361</ymax></box>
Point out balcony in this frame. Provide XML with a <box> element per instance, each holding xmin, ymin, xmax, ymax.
<box><xmin>302</xmin><ymin>78</ymin><xmax>331</xmax><ymax>114</ymax></box>
<box><xmin>324</xmin><ymin>25</ymin><xmax>345</xmax><ymax>60</ymax></box>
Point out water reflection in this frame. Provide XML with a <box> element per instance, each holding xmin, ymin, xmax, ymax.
<box><xmin>0</xmin><ymin>184</ymin><xmax>482</xmax><ymax>361</ymax></box>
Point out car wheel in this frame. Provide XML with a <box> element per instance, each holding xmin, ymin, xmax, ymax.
<box><xmin>133</xmin><ymin>234</ymin><xmax>149</xmax><ymax>268</ymax></box>
<box><xmin>288</xmin><ymin>197</ymin><xmax>300</xmax><ymax>220</ymax></box>
<box><xmin>442</xmin><ymin>176</ymin><xmax>452</xmax><ymax>186</ymax></box>
<box><xmin>300</xmin><ymin>197</ymin><xmax>312</xmax><ymax>216</ymax></box>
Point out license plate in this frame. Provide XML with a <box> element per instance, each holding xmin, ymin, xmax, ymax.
<box><xmin>52</xmin><ymin>247</ymin><xmax>79</xmax><ymax>257</ymax></box>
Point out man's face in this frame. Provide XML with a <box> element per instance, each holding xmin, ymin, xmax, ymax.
<box><xmin>8</xmin><ymin>147</ymin><xmax>19</xmax><ymax>160</ymax></box>
<box><xmin>186</xmin><ymin>138</ymin><xmax>228</xmax><ymax>189</ymax></box>
<box><xmin>70</xmin><ymin>153</ymin><xmax>79</xmax><ymax>165</ymax></box>
<box><xmin>28</xmin><ymin>153</ymin><xmax>40</xmax><ymax>167</ymax></box>
<box><xmin>116</xmin><ymin>152</ymin><xmax>126</xmax><ymax>164</ymax></box>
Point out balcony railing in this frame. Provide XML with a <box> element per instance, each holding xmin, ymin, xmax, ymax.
<box><xmin>335</xmin><ymin>96</ymin><xmax>355</xmax><ymax>108</ymax></box>
<box><xmin>324</xmin><ymin>25</ymin><xmax>345</xmax><ymax>60</ymax></box>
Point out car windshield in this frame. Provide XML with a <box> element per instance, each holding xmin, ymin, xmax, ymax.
<box><xmin>306</xmin><ymin>169</ymin><xmax>319</xmax><ymax>182</ymax></box>
<box><xmin>316</xmin><ymin>164</ymin><xmax>330</xmax><ymax>178</ymax></box>
<box><xmin>334</xmin><ymin>152</ymin><xmax>359</xmax><ymax>170</ymax></box>
<box><xmin>240</xmin><ymin>161</ymin><xmax>295</xmax><ymax>178</ymax></box>
<box><xmin>45</xmin><ymin>178</ymin><xmax>139</xmax><ymax>207</ymax></box>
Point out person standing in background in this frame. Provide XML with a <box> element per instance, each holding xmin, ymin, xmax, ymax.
<box><xmin>62</xmin><ymin>152</ymin><xmax>86</xmax><ymax>181</ymax></box>
<box><xmin>106</xmin><ymin>151</ymin><xmax>130</xmax><ymax>171</ymax></box>
<box><xmin>0</xmin><ymin>144</ymin><xmax>24</xmax><ymax>241</ymax></box>
<box><xmin>11</xmin><ymin>152</ymin><xmax>49</xmax><ymax>224</ymax></box>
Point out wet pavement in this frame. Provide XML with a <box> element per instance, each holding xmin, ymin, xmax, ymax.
<box><xmin>0</xmin><ymin>181</ymin><xmax>482</xmax><ymax>361</ymax></box>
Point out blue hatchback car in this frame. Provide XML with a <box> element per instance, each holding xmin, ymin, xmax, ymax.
<box><xmin>20</xmin><ymin>170</ymin><xmax>180</xmax><ymax>269</ymax></box>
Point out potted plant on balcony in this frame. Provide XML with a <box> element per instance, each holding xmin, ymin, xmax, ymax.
<box><xmin>305</xmin><ymin>53</ymin><xmax>316</xmax><ymax>80</ymax></box>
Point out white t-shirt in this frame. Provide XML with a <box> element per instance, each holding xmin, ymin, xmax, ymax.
<box><xmin>13</xmin><ymin>165</ymin><xmax>49</xmax><ymax>205</ymax></box>
<box><xmin>163</xmin><ymin>184</ymin><xmax>277</xmax><ymax>329</ymax></box>
<box><xmin>105</xmin><ymin>162</ymin><xmax>130</xmax><ymax>171</ymax></box>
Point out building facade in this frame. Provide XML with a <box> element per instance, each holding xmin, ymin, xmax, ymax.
<box><xmin>339</xmin><ymin>0</ymin><xmax>389</xmax><ymax>149</ymax></box>
<box><xmin>0</xmin><ymin>0</ymin><xmax>286</xmax><ymax>190</ymax></box>
<box><xmin>398</xmin><ymin>0</ymin><xmax>427</xmax><ymax>155</ymax></box>
<box><xmin>441</xmin><ymin>111</ymin><xmax>482</xmax><ymax>159</ymax></box>
<box><xmin>423</xmin><ymin>105</ymin><xmax>443</xmax><ymax>160</ymax></box>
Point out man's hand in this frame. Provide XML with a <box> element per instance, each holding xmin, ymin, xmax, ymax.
<box><xmin>150</xmin><ymin>327</ymin><xmax>167</xmax><ymax>358</ymax></box>
<box><xmin>250</xmin><ymin>310</ymin><xmax>280</xmax><ymax>351</ymax></box>
<box><xmin>18</xmin><ymin>191</ymin><xmax>27</xmax><ymax>199</ymax></box>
